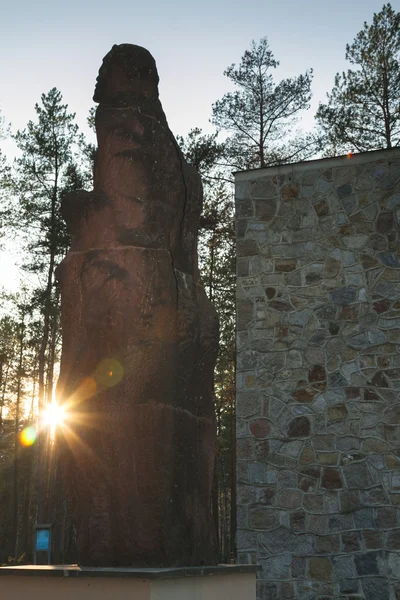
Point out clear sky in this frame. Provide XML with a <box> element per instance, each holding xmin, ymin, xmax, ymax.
<box><xmin>0</xmin><ymin>0</ymin><xmax>393</xmax><ymax>290</ymax></box>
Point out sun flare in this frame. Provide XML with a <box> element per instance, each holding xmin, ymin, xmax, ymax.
<box><xmin>42</xmin><ymin>402</ymin><xmax>66</xmax><ymax>430</ymax></box>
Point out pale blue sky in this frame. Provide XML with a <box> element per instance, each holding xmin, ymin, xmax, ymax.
<box><xmin>0</xmin><ymin>0</ymin><xmax>391</xmax><ymax>140</ymax></box>
<box><xmin>0</xmin><ymin>0</ymin><xmax>393</xmax><ymax>290</ymax></box>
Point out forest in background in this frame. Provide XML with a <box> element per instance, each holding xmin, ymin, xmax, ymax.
<box><xmin>0</xmin><ymin>2</ymin><xmax>398</xmax><ymax>564</ymax></box>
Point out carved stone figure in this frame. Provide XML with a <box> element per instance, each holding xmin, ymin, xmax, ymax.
<box><xmin>56</xmin><ymin>44</ymin><xmax>219</xmax><ymax>567</ymax></box>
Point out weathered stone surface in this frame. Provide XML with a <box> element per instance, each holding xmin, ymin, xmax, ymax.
<box><xmin>237</xmin><ymin>438</ymin><xmax>254</xmax><ymax>460</ymax></box>
<box><xmin>290</xmin><ymin>511</ymin><xmax>306</xmax><ymax>532</ymax></box>
<box><xmin>343</xmin><ymin>193</ymin><xmax>358</xmax><ymax>214</ymax></box>
<box><xmin>275</xmin><ymin>259</ymin><xmax>297</xmax><ymax>272</ymax></box>
<box><xmin>248</xmin><ymin>462</ymin><xmax>267</xmax><ymax>484</ymax></box>
<box><xmin>330</xmin><ymin>286</ymin><xmax>357</xmax><ymax>305</ymax></box>
<box><xmin>250</xmin><ymin>418</ymin><xmax>271</xmax><ymax>438</ymax></box>
<box><xmin>287</xmin><ymin>416</ymin><xmax>311</xmax><ymax>438</ymax></box>
<box><xmin>57</xmin><ymin>44</ymin><xmax>218</xmax><ymax>566</ymax></box>
<box><xmin>258</xmin><ymin>526</ymin><xmax>314</xmax><ymax>555</ymax></box>
<box><xmin>315</xmin><ymin>199</ymin><xmax>329</xmax><ymax>216</ymax></box>
<box><xmin>342</xmin><ymin>531</ymin><xmax>360</xmax><ymax>551</ymax></box>
<box><xmin>282</xmin><ymin>182</ymin><xmax>300</xmax><ymax>200</ymax></box>
<box><xmin>371</xmin><ymin>371</ymin><xmax>389</xmax><ymax>387</ymax></box>
<box><xmin>337</xmin><ymin>183</ymin><xmax>352</xmax><ymax>198</ymax></box>
<box><xmin>362</xmin><ymin>577</ymin><xmax>390</xmax><ymax>600</ymax></box>
<box><xmin>237</xmin><ymin>239</ymin><xmax>259</xmax><ymax>257</ymax></box>
<box><xmin>255</xmin><ymin>199</ymin><xmax>277</xmax><ymax>221</ymax></box>
<box><xmin>321</xmin><ymin>468</ymin><xmax>343</xmax><ymax>490</ymax></box>
<box><xmin>328</xmin><ymin>513</ymin><xmax>354</xmax><ymax>532</ymax></box>
<box><xmin>340</xmin><ymin>578</ymin><xmax>359</xmax><ymax>594</ymax></box>
<box><xmin>257</xmin><ymin>581</ymin><xmax>278</xmax><ymax>600</ymax></box>
<box><xmin>344</xmin><ymin>463</ymin><xmax>373</xmax><ymax>488</ymax></box>
<box><xmin>378</xmin><ymin>252</ymin><xmax>400</xmax><ymax>268</ymax></box>
<box><xmin>260</xmin><ymin>556</ymin><xmax>288</xmax><ymax>579</ymax></box>
<box><xmin>308</xmin><ymin>514</ymin><xmax>327</xmax><ymax>534</ymax></box>
<box><xmin>235</xmin><ymin>150</ymin><xmax>400</xmax><ymax>599</ymax></box>
<box><xmin>363</xmin><ymin>530</ymin><xmax>383</xmax><ymax>549</ymax></box>
<box><xmin>328</xmin><ymin>402</ymin><xmax>348</xmax><ymax>423</ymax></box>
<box><xmin>277</xmin><ymin>470</ymin><xmax>297</xmax><ymax>489</ymax></box>
<box><xmin>354</xmin><ymin>507</ymin><xmax>375</xmax><ymax>528</ymax></box>
<box><xmin>278</xmin><ymin>489</ymin><xmax>302</xmax><ymax>509</ymax></box>
<box><xmin>325</xmin><ymin>257</ymin><xmax>341</xmax><ymax>278</ymax></box>
<box><xmin>312</xmin><ymin>434</ymin><xmax>335</xmax><ymax>450</ymax></box>
<box><xmin>308</xmin><ymin>557</ymin><xmax>332</xmax><ymax>580</ymax></box>
<box><xmin>387</xmin><ymin>530</ymin><xmax>400</xmax><ymax>550</ymax></box>
<box><xmin>251</xmin><ymin>178</ymin><xmax>276</xmax><ymax>199</ymax></box>
<box><xmin>376</xmin><ymin>507</ymin><xmax>397</xmax><ymax>528</ymax></box>
<box><xmin>299</xmin><ymin>447</ymin><xmax>314</xmax><ymax>464</ymax></box>
<box><xmin>236</xmin><ymin>391</ymin><xmax>261</xmax><ymax>417</ymax></box>
<box><xmin>334</xmin><ymin>555</ymin><xmax>356</xmax><ymax>578</ymax></box>
<box><xmin>362</xmin><ymin>253</ymin><xmax>381</xmax><ymax>270</ymax></box>
<box><xmin>377</xmin><ymin>211</ymin><xmax>394</xmax><ymax>233</ymax></box>
<box><xmin>316</xmin><ymin>451</ymin><xmax>338</xmax><ymax>465</ymax></box>
<box><xmin>255</xmin><ymin>440</ymin><xmax>270</xmax><ymax>459</ymax></box>
<box><xmin>315</xmin><ymin>534</ymin><xmax>340</xmax><ymax>554</ymax></box>
<box><xmin>237</xmin><ymin>199</ymin><xmax>254</xmax><ymax>218</ymax></box>
<box><xmin>355</xmin><ymin>552</ymin><xmax>379</xmax><ymax>575</ymax></box>
<box><xmin>269</xmin><ymin>300</ymin><xmax>291</xmax><ymax>312</ymax></box>
<box><xmin>249</xmin><ymin>507</ymin><xmax>279</xmax><ymax>529</ymax></box>
<box><xmin>237</xmin><ymin>300</ymin><xmax>254</xmax><ymax>330</ymax></box>
<box><xmin>308</xmin><ymin>365</ymin><xmax>326</xmax><ymax>382</ymax></box>
<box><xmin>340</xmin><ymin>490</ymin><xmax>360</xmax><ymax>513</ymax></box>
<box><xmin>294</xmin><ymin>388</ymin><xmax>315</xmax><ymax>403</ymax></box>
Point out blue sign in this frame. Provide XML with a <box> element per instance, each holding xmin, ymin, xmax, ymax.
<box><xmin>36</xmin><ymin>529</ymin><xmax>50</xmax><ymax>552</ymax></box>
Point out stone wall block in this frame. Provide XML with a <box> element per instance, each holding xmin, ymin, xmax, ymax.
<box><xmin>236</xmin><ymin>180</ymin><xmax>252</xmax><ymax>200</ymax></box>
<box><xmin>236</xmin><ymin>198</ymin><xmax>254</xmax><ymax>218</ymax></box>
<box><xmin>251</xmin><ymin>178</ymin><xmax>278</xmax><ymax>200</ymax></box>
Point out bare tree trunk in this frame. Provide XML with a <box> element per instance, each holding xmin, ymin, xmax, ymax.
<box><xmin>37</xmin><ymin>177</ymin><xmax>58</xmax><ymax>526</ymax></box>
<box><xmin>0</xmin><ymin>362</ymin><xmax>11</xmax><ymax>433</ymax></box>
<box><xmin>212</xmin><ymin>466</ymin><xmax>219</xmax><ymax>559</ymax></box>
<box><xmin>46</xmin><ymin>286</ymin><xmax>60</xmax><ymax>405</ymax></box>
<box><xmin>13</xmin><ymin>315</ymin><xmax>25</xmax><ymax>559</ymax></box>
<box><xmin>230</xmin><ymin>386</ymin><xmax>237</xmax><ymax>561</ymax></box>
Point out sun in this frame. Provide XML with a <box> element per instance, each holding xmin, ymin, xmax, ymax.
<box><xmin>42</xmin><ymin>401</ymin><xmax>66</xmax><ymax>430</ymax></box>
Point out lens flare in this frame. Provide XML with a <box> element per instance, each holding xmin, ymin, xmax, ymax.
<box><xmin>42</xmin><ymin>402</ymin><xmax>65</xmax><ymax>430</ymax></box>
<box><xmin>94</xmin><ymin>358</ymin><xmax>124</xmax><ymax>388</ymax></box>
<box><xmin>19</xmin><ymin>426</ymin><xmax>37</xmax><ymax>447</ymax></box>
<box><xmin>79</xmin><ymin>377</ymin><xmax>97</xmax><ymax>400</ymax></box>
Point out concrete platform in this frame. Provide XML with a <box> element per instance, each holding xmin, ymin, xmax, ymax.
<box><xmin>0</xmin><ymin>564</ymin><xmax>258</xmax><ymax>599</ymax></box>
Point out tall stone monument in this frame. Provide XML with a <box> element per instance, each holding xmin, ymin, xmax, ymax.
<box><xmin>56</xmin><ymin>44</ymin><xmax>219</xmax><ymax>567</ymax></box>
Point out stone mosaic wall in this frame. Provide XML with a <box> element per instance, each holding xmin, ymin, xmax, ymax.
<box><xmin>235</xmin><ymin>149</ymin><xmax>400</xmax><ymax>600</ymax></box>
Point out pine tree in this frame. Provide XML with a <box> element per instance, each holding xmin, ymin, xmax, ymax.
<box><xmin>11</xmin><ymin>89</ymin><xmax>87</xmax><ymax>528</ymax></box>
<box><xmin>12</xmin><ymin>88</ymin><xmax>84</xmax><ymax>414</ymax></box>
<box><xmin>212</xmin><ymin>37</ymin><xmax>316</xmax><ymax>170</ymax></box>
<box><xmin>176</xmin><ymin>128</ymin><xmax>226</xmax><ymax>183</ymax></box>
<box><xmin>178</xmin><ymin>129</ymin><xmax>236</xmax><ymax>560</ymax></box>
<box><xmin>0</xmin><ymin>291</ymin><xmax>38</xmax><ymax>563</ymax></box>
<box><xmin>316</xmin><ymin>3</ymin><xmax>400</xmax><ymax>154</ymax></box>
<box><xmin>0</xmin><ymin>108</ymin><xmax>11</xmax><ymax>239</ymax></box>
<box><xmin>199</xmin><ymin>184</ymin><xmax>236</xmax><ymax>560</ymax></box>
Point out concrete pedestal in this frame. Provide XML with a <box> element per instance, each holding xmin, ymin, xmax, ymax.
<box><xmin>0</xmin><ymin>564</ymin><xmax>258</xmax><ymax>599</ymax></box>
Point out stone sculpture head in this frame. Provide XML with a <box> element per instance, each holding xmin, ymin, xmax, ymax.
<box><xmin>93</xmin><ymin>43</ymin><xmax>160</xmax><ymax>104</ymax></box>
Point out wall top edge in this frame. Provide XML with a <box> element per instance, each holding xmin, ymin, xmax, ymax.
<box><xmin>234</xmin><ymin>147</ymin><xmax>400</xmax><ymax>182</ymax></box>
<box><xmin>0</xmin><ymin>564</ymin><xmax>260</xmax><ymax>579</ymax></box>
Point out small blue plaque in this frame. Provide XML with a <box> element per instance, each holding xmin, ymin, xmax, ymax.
<box><xmin>36</xmin><ymin>529</ymin><xmax>50</xmax><ymax>552</ymax></box>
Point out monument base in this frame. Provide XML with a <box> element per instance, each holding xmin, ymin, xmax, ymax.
<box><xmin>0</xmin><ymin>564</ymin><xmax>258</xmax><ymax>599</ymax></box>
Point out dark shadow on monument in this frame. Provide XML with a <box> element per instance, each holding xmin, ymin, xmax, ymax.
<box><xmin>55</xmin><ymin>44</ymin><xmax>219</xmax><ymax>567</ymax></box>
